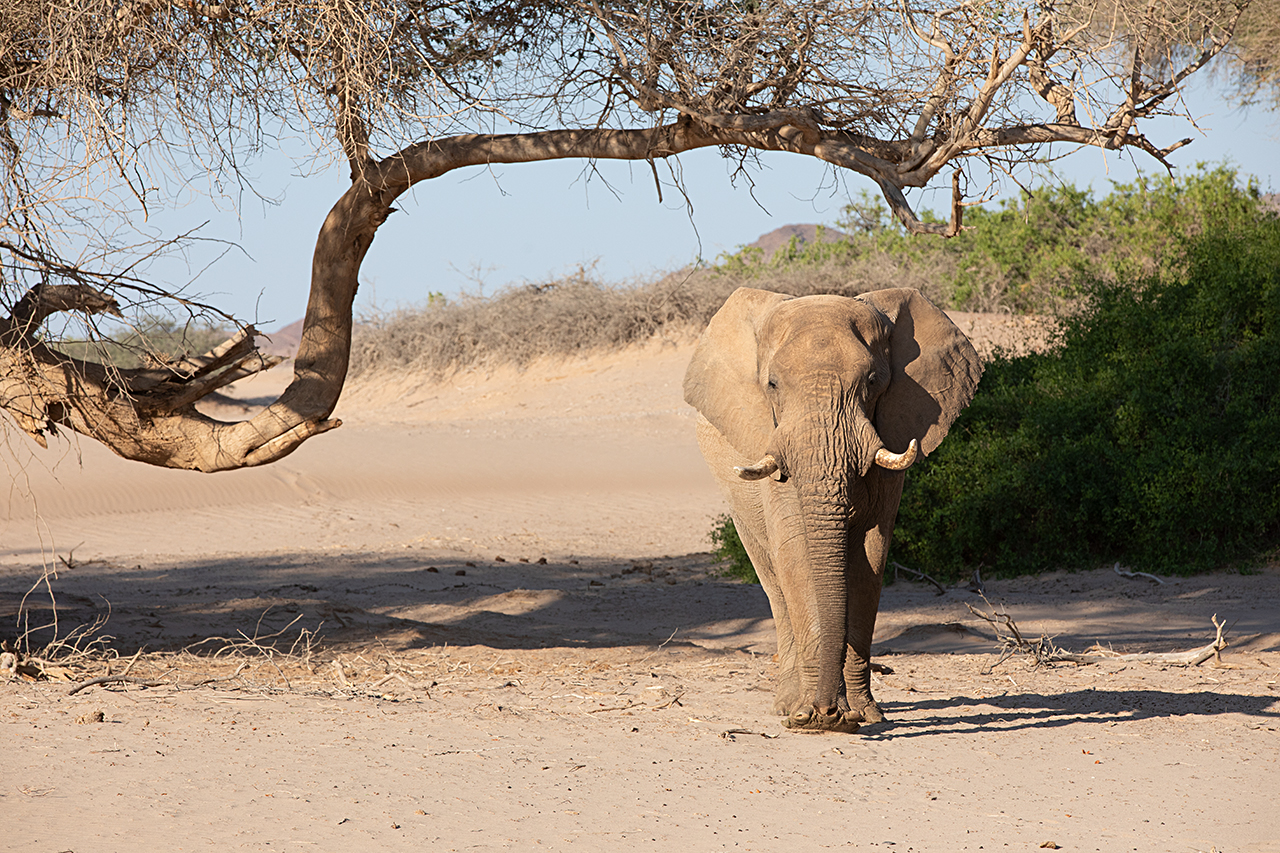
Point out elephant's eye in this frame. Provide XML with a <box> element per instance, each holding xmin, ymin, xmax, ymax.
<box><xmin>766</xmin><ymin>378</ymin><xmax>778</xmax><ymax>390</ymax></box>
<box><xmin>867</xmin><ymin>371</ymin><xmax>878</xmax><ymax>386</ymax></box>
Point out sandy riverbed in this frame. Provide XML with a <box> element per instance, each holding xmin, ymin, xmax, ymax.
<box><xmin>2</xmin><ymin>314</ymin><xmax>1276</xmax><ymax>852</ymax></box>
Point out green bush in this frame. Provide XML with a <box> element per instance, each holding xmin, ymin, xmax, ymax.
<box><xmin>715</xmin><ymin>165</ymin><xmax>1267</xmax><ymax>313</ymax></box>
<box><xmin>893</xmin><ymin>206</ymin><xmax>1280</xmax><ymax>577</ymax></box>
<box><xmin>709</xmin><ymin>513</ymin><xmax>759</xmax><ymax>583</ymax></box>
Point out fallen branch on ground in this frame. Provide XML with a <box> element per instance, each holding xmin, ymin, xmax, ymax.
<box><xmin>1049</xmin><ymin>616</ymin><xmax>1228</xmax><ymax>666</ymax></box>
<box><xmin>966</xmin><ymin>598</ymin><xmax>1228</xmax><ymax>670</ymax></box>
<box><xmin>67</xmin><ymin>674</ymin><xmax>171</xmax><ymax>695</ymax></box>
<box><xmin>1113</xmin><ymin>562</ymin><xmax>1166</xmax><ymax>585</ymax></box>
<box><xmin>67</xmin><ymin>648</ymin><xmax>145</xmax><ymax>694</ymax></box>
<box><xmin>720</xmin><ymin>728</ymin><xmax>779</xmax><ymax>739</ymax></box>
<box><xmin>892</xmin><ymin>562</ymin><xmax>947</xmax><ymax>596</ymax></box>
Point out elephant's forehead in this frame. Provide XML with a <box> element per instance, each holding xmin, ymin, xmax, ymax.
<box><xmin>766</xmin><ymin>295</ymin><xmax>890</xmax><ymax>343</ymax></box>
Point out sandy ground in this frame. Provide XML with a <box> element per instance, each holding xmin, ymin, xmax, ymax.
<box><xmin>2</xmin><ymin>317</ymin><xmax>1278</xmax><ymax>853</ymax></box>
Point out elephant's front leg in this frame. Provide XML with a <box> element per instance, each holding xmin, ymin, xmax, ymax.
<box><xmin>727</xmin><ymin>504</ymin><xmax>803</xmax><ymax>716</ymax></box>
<box><xmin>842</xmin><ymin>548</ymin><xmax>885</xmax><ymax>724</ymax></box>
<box><xmin>694</xmin><ymin>420</ymin><xmax>807</xmax><ymax>720</ymax></box>
<box><xmin>842</xmin><ymin>470</ymin><xmax>904</xmax><ymax>724</ymax></box>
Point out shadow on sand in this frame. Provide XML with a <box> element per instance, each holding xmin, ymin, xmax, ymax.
<box><xmin>866</xmin><ymin>688</ymin><xmax>1280</xmax><ymax>738</ymax></box>
<box><xmin>1</xmin><ymin>549</ymin><xmax>773</xmax><ymax>656</ymax></box>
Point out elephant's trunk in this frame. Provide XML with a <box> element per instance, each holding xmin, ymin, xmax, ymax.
<box><xmin>769</xmin><ymin>403</ymin><xmax>901</xmax><ymax>730</ymax></box>
<box><xmin>793</xmin><ymin>473</ymin><xmax>851</xmax><ymax>717</ymax></box>
<box><xmin>772</xmin><ymin>409</ymin><xmax>866</xmax><ymax>722</ymax></box>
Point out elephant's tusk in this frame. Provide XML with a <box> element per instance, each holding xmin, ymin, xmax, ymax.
<box><xmin>735</xmin><ymin>454</ymin><xmax>779</xmax><ymax>481</ymax></box>
<box><xmin>874</xmin><ymin>439</ymin><xmax>919</xmax><ymax>471</ymax></box>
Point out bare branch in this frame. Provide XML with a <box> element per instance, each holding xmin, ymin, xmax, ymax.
<box><xmin>7</xmin><ymin>283</ymin><xmax>122</xmax><ymax>338</ymax></box>
<box><xmin>891</xmin><ymin>561</ymin><xmax>948</xmax><ymax>595</ymax></box>
<box><xmin>968</xmin><ymin>600</ymin><xmax>1229</xmax><ymax>669</ymax></box>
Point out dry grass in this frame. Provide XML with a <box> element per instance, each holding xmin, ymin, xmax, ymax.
<box><xmin>2</xmin><ymin>612</ymin><xmax>743</xmax><ymax>707</ymax></box>
<box><xmin>349</xmin><ymin>252</ymin><xmax>954</xmax><ymax>378</ymax></box>
<box><xmin>5</xmin><ymin>611</ymin><xmax>441</xmax><ymax>701</ymax></box>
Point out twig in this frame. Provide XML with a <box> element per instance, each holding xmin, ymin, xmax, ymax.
<box><xmin>719</xmin><ymin>728</ymin><xmax>778</xmax><ymax>739</ymax></box>
<box><xmin>68</xmin><ymin>674</ymin><xmax>169</xmax><ymax>695</ymax></box>
<box><xmin>588</xmin><ymin>701</ymin><xmax>643</xmax><ymax>713</ymax></box>
<box><xmin>58</xmin><ymin>542</ymin><xmax>90</xmax><ymax>570</ymax></box>
<box><xmin>371</xmin><ymin>672</ymin><xmax>414</xmax><ymax>691</ymax></box>
<box><xmin>892</xmin><ymin>561</ymin><xmax>947</xmax><ymax>595</ymax></box>
<box><xmin>636</xmin><ymin>627</ymin><xmax>680</xmax><ymax>666</ymax></box>
<box><xmin>193</xmin><ymin>660</ymin><xmax>250</xmax><ymax>687</ymax></box>
<box><xmin>331</xmin><ymin>659</ymin><xmax>351</xmax><ymax>687</ymax></box>
<box><xmin>653</xmin><ymin>692</ymin><xmax>685</xmax><ymax>709</ymax></box>
<box><xmin>1113</xmin><ymin>562</ymin><xmax>1166</xmax><ymax>584</ymax></box>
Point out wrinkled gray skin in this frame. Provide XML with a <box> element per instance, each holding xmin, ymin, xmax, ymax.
<box><xmin>684</xmin><ymin>288</ymin><xmax>982</xmax><ymax>733</ymax></box>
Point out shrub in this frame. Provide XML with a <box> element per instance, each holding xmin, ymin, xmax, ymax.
<box><xmin>821</xmin><ymin>165</ymin><xmax>1265</xmax><ymax>313</ymax></box>
<box><xmin>350</xmin><ymin>257</ymin><xmax>920</xmax><ymax>378</ymax></box>
<box><xmin>709</xmin><ymin>514</ymin><xmax>759</xmax><ymax>583</ymax></box>
<box><xmin>893</xmin><ymin>207</ymin><xmax>1280</xmax><ymax>577</ymax></box>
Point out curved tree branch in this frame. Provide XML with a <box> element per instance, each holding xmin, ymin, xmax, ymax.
<box><xmin>0</xmin><ymin>0</ymin><xmax>1253</xmax><ymax>471</ymax></box>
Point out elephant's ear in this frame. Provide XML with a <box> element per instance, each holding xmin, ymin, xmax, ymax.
<box><xmin>683</xmin><ymin>287</ymin><xmax>793</xmax><ymax>458</ymax></box>
<box><xmin>856</xmin><ymin>288</ymin><xmax>983</xmax><ymax>456</ymax></box>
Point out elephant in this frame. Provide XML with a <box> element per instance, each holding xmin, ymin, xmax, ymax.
<box><xmin>683</xmin><ymin>287</ymin><xmax>982</xmax><ymax>733</ymax></box>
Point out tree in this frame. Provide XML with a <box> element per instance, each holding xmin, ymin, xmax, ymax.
<box><xmin>1185</xmin><ymin>0</ymin><xmax>1280</xmax><ymax>107</ymax></box>
<box><xmin>0</xmin><ymin>0</ymin><xmax>1250</xmax><ymax>472</ymax></box>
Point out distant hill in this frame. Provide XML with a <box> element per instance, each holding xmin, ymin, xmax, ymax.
<box><xmin>256</xmin><ymin>318</ymin><xmax>304</xmax><ymax>359</ymax></box>
<box><xmin>744</xmin><ymin>223</ymin><xmax>848</xmax><ymax>259</ymax></box>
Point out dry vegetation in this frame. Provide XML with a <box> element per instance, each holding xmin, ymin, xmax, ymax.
<box><xmin>4</xmin><ymin>620</ymin><xmax>636</xmax><ymax>705</ymax></box>
<box><xmin>348</xmin><ymin>251</ymin><xmax>954</xmax><ymax>379</ymax></box>
<box><xmin>348</xmin><ymin>164</ymin><xmax>1271</xmax><ymax>380</ymax></box>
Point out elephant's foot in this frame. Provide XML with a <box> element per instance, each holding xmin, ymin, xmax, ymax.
<box><xmin>781</xmin><ymin>704</ymin><xmax>861</xmax><ymax>734</ymax></box>
<box><xmin>771</xmin><ymin>678</ymin><xmax>804</xmax><ymax>718</ymax></box>
<box><xmin>847</xmin><ymin>695</ymin><xmax>885</xmax><ymax>725</ymax></box>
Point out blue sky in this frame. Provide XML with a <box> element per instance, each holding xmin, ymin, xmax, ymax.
<box><xmin>147</xmin><ymin>80</ymin><xmax>1279</xmax><ymax>331</ymax></box>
